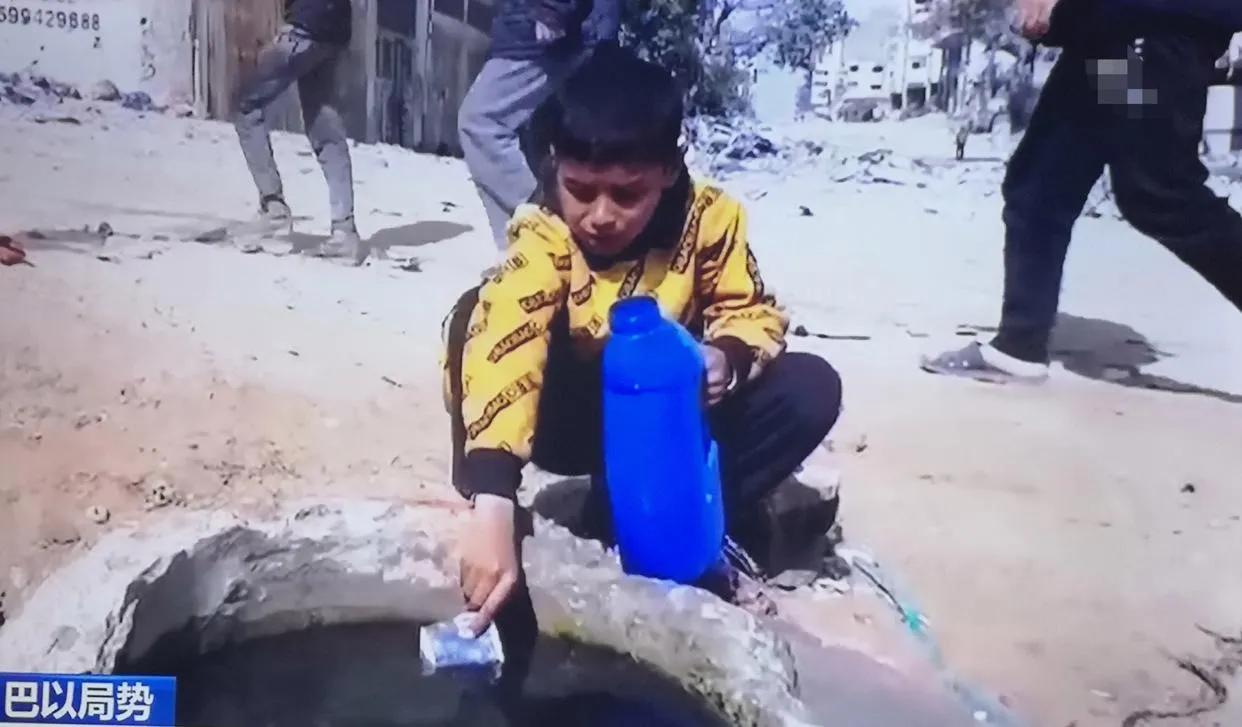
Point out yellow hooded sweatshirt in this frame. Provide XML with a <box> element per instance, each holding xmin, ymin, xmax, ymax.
<box><xmin>448</xmin><ymin>176</ymin><xmax>788</xmax><ymax>499</ymax></box>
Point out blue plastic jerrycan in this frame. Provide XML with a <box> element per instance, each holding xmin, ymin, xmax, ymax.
<box><xmin>602</xmin><ymin>296</ymin><xmax>725</xmax><ymax>584</ymax></box>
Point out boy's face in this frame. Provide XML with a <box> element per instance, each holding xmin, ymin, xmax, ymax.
<box><xmin>555</xmin><ymin>158</ymin><xmax>679</xmax><ymax>258</ymax></box>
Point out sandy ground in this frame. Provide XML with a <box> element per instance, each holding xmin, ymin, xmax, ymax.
<box><xmin>1</xmin><ymin>99</ymin><xmax>1241</xmax><ymax>727</ymax></box>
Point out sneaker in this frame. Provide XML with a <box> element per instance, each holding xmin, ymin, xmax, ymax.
<box><xmin>307</xmin><ymin>227</ymin><xmax>369</xmax><ymax>266</ymax></box>
<box><xmin>920</xmin><ymin>342</ymin><xmax>1049</xmax><ymax>384</ymax></box>
<box><xmin>246</xmin><ymin>197</ymin><xmax>293</xmax><ymax>237</ymax></box>
<box><xmin>199</xmin><ymin>198</ymin><xmax>292</xmax><ymax>249</ymax></box>
<box><xmin>730</xmin><ymin>478</ymin><xmax>840</xmax><ymax>578</ymax></box>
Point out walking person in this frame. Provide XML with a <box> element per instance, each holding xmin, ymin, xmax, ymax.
<box><xmin>234</xmin><ymin>0</ymin><xmax>367</xmax><ymax>265</ymax></box>
<box><xmin>924</xmin><ymin>0</ymin><xmax>1242</xmax><ymax>382</ymax></box>
<box><xmin>458</xmin><ymin>0</ymin><xmax>621</xmax><ymax>249</ymax></box>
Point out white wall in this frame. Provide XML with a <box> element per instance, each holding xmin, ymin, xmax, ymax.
<box><xmin>1205</xmin><ymin>85</ymin><xmax>1241</xmax><ymax>154</ymax></box>
<box><xmin>0</xmin><ymin>0</ymin><xmax>192</xmax><ymax>104</ymax></box>
<box><xmin>751</xmin><ymin>61</ymin><xmax>803</xmax><ymax>124</ymax></box>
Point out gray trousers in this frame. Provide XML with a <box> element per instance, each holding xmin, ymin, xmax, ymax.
<box><xmin>235</xmin><ymin>25</ymin><xmax>355</xmax><ymax>231</ymax></box>
<box><xmin>458</xmin><ymin>55</ymin><xmax>582</xmax><ymax>248</ymax></box>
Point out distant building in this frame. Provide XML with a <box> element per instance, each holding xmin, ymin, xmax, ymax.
<box><xmin>810</xmin><ymin>42</ymin><xmax>844</xmax><ymax>113</ymax></box>
<box><xmin>886</xmin><ymin>35</ymin><xmax>942</xmax><ymax>110</ymax></box>
<box><xmin>0</xmin><ymin>0</ymin><xmax>493</xmax><ymax>154</ymax></box>
<box><xmin>886</xmin><ymin>0</ymin><xmax>943</xmax><ymax>110</ymax></box>
<box><xmin>810</xmin><ymin>46</ymin><xmax>889</xmax><ymax>116</ymax></box>
<box><xmin>843</xmin><ymin>58</ymin><xmax>888</xmax><ymax>100</ymax></box>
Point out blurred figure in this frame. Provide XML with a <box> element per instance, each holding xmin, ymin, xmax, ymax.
<box><xmin>955</xmin><ymin>121</ymin><xmax>971</xmax><ymax>161</ymax></box>
<box><xmin>458</xmin><ymin>0</ymin><xmax>621</xmax><ymax>249</ymax></box>
<box><xmin>234</xmin><ymin>0</ymin><xmax>366</xmax><ymax>264</ymax></box>
<box><xmin>924</xmin><ymin>0</ymin><xmax>1242</xmax><ymax>382</ymax></box>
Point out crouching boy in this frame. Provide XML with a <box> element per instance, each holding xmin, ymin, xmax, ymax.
<box><xmin>443</xmin><ymin>46</ymin><xmax>842</xmax><ymax>633</ymax></box>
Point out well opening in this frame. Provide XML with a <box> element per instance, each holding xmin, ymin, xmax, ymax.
<box><xmin>0</xmin><ymin>502</ymin><xmax>809</xmax><ymax>727</ymax></box>
<box><xmin>124</xmin><ymin>621</ymin><xmax>728</xmax><ymax>727</ymax></box>
<box><xmin>109</xmin><ymin>527</ymin><xmax>728</xmax><ymax>726</ymax></box>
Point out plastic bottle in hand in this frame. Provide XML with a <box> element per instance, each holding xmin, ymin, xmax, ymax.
<box><xmin>603</xmin><ymin>296</ymin><xmax>724</xmax><ymax>583</ymax></box>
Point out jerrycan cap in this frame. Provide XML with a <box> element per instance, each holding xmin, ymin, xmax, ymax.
<box><xmin>609</xmin><ymin>296</ymin><xmax>662</xmax><ymax>335</ymax></box>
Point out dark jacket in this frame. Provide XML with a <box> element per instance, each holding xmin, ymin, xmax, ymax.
<box><xmin>1114</xmin><ymin>0</ymin><xmax>1242</xmax><ymax>31</ymax></box>
<box><xmin>1044</xmin><ymin>0</ymin><xmax>1239</xmax><ymax>49</ymax></box>
<box><xmin>286</xmin><ymin>0</ymin><xmax>353</xmax><ymax>46</ymax></box>
<box><xmin>489</xmin><ymin>0</ymin><xmax>621</xmax><ymax>61</ymax></box>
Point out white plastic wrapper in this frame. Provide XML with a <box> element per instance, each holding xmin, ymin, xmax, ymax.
<box><xmin>418</xmin><ymin>613</ymin><xmax>505</xmax><ymax>681</ymax></box>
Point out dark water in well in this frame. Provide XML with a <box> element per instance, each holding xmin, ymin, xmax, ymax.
<box><xmin>128</xmin><ymin>622</ymin><xmax>727</xmax><ymax>727</ymax></box>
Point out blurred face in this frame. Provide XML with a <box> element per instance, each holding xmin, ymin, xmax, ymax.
<box><xmin>554</xmin><ymin>158</ymin><xmax>679</xmax><ymax>258</ymax></box>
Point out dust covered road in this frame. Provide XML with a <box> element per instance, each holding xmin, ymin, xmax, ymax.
<box><xmin>1</xmin><ymin>100</ymin><xmax>1240</xmax><ymax>726</ymax></box>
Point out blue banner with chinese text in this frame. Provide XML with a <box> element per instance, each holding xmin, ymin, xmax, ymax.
<box><xmin>0</xmin><ymin>673</ymin><xmax>175</xmax><ymax>727</ymax></box>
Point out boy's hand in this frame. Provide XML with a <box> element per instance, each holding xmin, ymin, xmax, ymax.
<box><xmin>702</xmin><ymin>344</ymin><xmax>735</xmax><ymax>406</ymax></box>
<box><xmin>1015</xmin><ymin>0</ymin><xmax>1059</xmax><ymax>40</ymax></box>
<box><xmin>459</xmin><ymin>494</ymin><xmax>519</xmax><ymax>635</ymax></box>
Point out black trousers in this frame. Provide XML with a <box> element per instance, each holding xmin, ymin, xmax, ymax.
<box><xmin>447</xmin><ymin>292</ymin><xmax>843</xmax><ymax>537</ymax></box>
<box><xmin>993</xmin><ymin>25</ymin><xmax>1242</xmax><ymax>363</ymax></box>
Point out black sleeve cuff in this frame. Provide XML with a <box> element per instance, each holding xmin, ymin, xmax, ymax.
<box><xmin>711</xmin><ymin>335</ymin><xmax>754</xmax><ymax>384</ymax></box>
<box><xmin>461</xmin><ymin>449</ymin><xmax>523</xmax><ymax>501</ymax></box>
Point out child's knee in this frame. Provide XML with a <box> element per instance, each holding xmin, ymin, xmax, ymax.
<box><xmin>769</xmin><ymin>353</ymin><xmax>842</xmax><ymax>442</ymax></box>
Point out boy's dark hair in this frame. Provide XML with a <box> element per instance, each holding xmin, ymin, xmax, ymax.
<box><xmin>533</xmin><ymin>44</ymin><xmax>684</xmax><ymax>167</ymax></box>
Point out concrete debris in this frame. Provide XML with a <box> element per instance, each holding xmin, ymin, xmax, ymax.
<box><xmin>769</xmin><ymin>569</ymin><xmax>819</xmax><ymax>591</ymax></box>
<box><xmin>857</xmin><ymin>149</ymin><xmax>893</xmax><ymax>165</ymax></box>
<box><xmin>835</xmin><ymin>149</ymin><xmax>942</xmax><ymax>187</ymax></box>
<box><xmin>90</xmin><ymin>80</ymin><xmax>121</xmax><ymax>102</ymax></box>
<box><xmin>120</xmin><ymin>92</ymin><xmax>157</xmax><ymax>112</ymax></box>
<box><xmin>394</xmin><ymin>257</ymin><xmax>423</xmax><ymax>273</ymax></box>
<box><xmin>0</xmin><ymin>73</ymin><xmax>170</xmax><ymax>116</ymax></box>
<box><xmin>85</xmin><ymin>505</ymin><xmax>111</xmax><ymax>525</ymax></box>
<box><xmin>143</xmin><ymin>478</ymin><xmax>178</xmax><ymax>510</ymax></box>
<box><xmin>836</xmin><ymin>98</ymin><xmax>887</xmax><ymax>123</ymax></box>
<box><xmin>73</xmin><ymin>411</ymin><xmax>104</xmax><ymax>429</ymax></box>
<box><xmin>33</xmin><ymin>115</ymin><xmax>82</xmax><ymax>125</ymax></box>
<box><xmin>687</xmin><ymin>117</ymin><xmax>824</xmax><ymax>177</ymax></box>
<box><xmin>2</xmin><ymin>84</ymin><xmax>37</xmax><ymax>106</ymax></box>
<box><xmin>194</xmin><ymin>227</ymin><xmax>229</xmax><ymax>244</ymax></box>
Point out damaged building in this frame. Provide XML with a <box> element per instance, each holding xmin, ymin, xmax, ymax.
<box><xmin>0</xmin><ymin>0</ymin><xmax>492</xmax><ymax>154</ymax></box>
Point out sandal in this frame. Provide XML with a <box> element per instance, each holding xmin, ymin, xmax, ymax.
<box><xmin>921</xmin><ymin>342</ymin><xmax>1049</xmax><ymax>384</ymax></box>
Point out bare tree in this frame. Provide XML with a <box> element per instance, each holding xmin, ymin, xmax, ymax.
<box><xmin>763</xmin><ymin>0</ymin><xmax>856</xmax><ymax>102</ymax></box>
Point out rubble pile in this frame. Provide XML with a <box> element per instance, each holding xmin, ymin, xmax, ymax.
<box><xmin>828</xmin><ymin>148</ymin><xmax>941</xmax><ymax>187</ymax></box>
<box><xmin>0</xmin><ymin>72</ymin><xmax>162</xmax><ymax>113</ymax></box>
<box><xmin>686</xmin><ymin>116</ymin><xmax>827</xmax><ymax>177</ymax></box>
